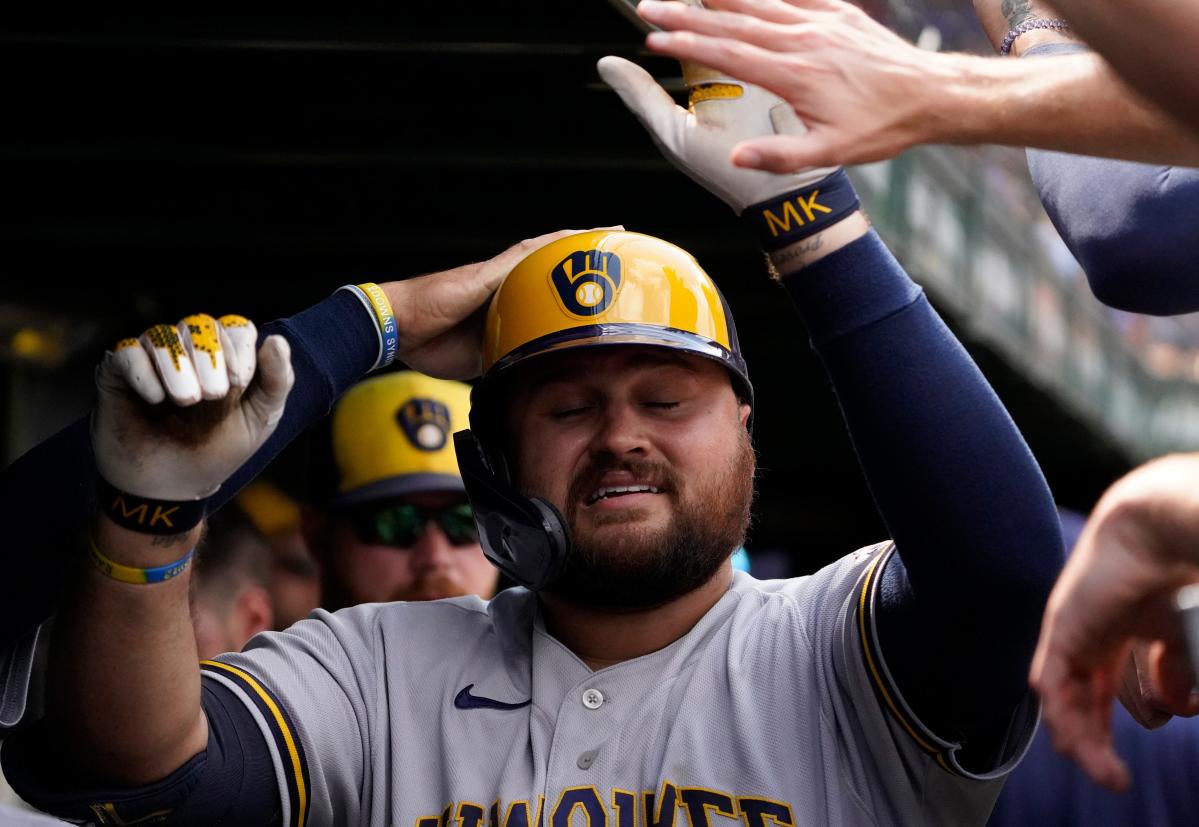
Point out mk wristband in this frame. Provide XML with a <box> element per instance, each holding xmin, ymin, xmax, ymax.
<box><xmin>339</xmin><ymin>282</ymin><xmax>398</xmax><ymax>370</ymax></box>
<box><xmin>88</xmin><ymin>534</ymin><xmax>194</xmax><ymax>585</ymax></box>
<box><xmin>96</xmin><ymin>476</ymin><xmax>208</xmax><ymax>535</ymax></box>
<box><xmin>744</xmin><ymin>169</ymin><xmax>861</xmax><ymax>252</ymax></box>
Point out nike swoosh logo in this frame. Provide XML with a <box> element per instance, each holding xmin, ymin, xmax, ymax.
<box><xmin>454</xmin><ymin>684</ymin><xmax>531</xmax><ymax>711</ymax></box>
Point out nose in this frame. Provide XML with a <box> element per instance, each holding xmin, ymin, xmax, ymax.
<box><xmin>589</xmin><ymin>402</ymin><xmax>649</xmax><ymax>460</ymax></box>
<box><xmin>409</xmin><ymin>521</ymin><xmax>455</xmax><ymax>574</ymax></box>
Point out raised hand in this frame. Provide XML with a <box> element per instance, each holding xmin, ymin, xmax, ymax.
<box><xmin>1031</xmin><ymin>453</ymin><xmax>1199</xmax><ymax>791</ymax></box>
<box><xmin>93</xmin><ymin>314</ymin><xmax>294</xmax><ymax>506</ymax></box>
<box><xmin>387</xmin><ymin>229</ymin><xmax>610</xmax><ymax>379</ymax></box>
<box><xmin>633</xmin><ymin>0</ymin><xmax>940</xmax><ymax>172</ymax></box>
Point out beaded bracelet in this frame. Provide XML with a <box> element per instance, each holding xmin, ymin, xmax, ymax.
<box><xmin>1000</xmin><ymin>18</ymin><xmax>1071</xmax><ymax>56</ymax></box>
<box><xmin>88</xmin><ymin>534</ymin><xmax>195</xmax><ymax>585</ymax></box>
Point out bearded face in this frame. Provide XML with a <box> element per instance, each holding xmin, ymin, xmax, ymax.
<box><xmin>508</xmin><ymin>347</ymin><xmax>755</xmax><ymax>611</ymax></box>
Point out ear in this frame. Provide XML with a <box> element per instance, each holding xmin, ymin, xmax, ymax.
<box><xmin>738</xmin><ymin>402</ymin><xmax>752</xmax><ymax>427</ymax></box>
<box><xmin>233</xmin><ymin>585</ymin><xmax>275</xmax><ymax>647</ymax></box>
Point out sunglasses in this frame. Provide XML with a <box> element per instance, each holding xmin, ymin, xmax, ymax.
<box><xmin>349</xmin><ymin>501</ymin><xmax>479</xmax><ymax>548</ymax></box>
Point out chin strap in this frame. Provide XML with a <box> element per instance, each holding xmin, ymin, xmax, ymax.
<box><xmin>453</xmin><ymin>430</ymin><xmax>571</xmax><ymax>591</ymax></box>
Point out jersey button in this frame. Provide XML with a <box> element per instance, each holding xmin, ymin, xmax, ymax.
<box><xmin>581</xmin><ymin>688</ymin><xmax>604</xmax><ymax>709</ymax></box>
<box><xmin>577</xmin><ymin>749</ymin><xmax>598</xmax><ymax>769</ymax></box>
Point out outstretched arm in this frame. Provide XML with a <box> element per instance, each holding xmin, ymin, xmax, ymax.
<box><xmin>637</xmin><ymin>0</ymin><xmax>1199</xmax><ymax>315</ymax></box>
<box><xmin>633</xmin><ymin>0</ymin><xmax>1199</xmax><ymax>169</ymax></box>
<box><xmin>601</xmin><ymin>44</ymin><xmax>1061</xmax><ymax>758</ymax></box>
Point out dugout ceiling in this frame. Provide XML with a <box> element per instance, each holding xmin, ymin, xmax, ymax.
<box><xmin>0</xmin><ymin>3</ymin><xmax>1129</xmax><ymax>571</ymax></box>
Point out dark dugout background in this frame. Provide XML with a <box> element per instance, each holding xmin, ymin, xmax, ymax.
<box><xmin>0</xmin><ymin>3</ymin><xmax>1129</xmax><ymax>574</ymax></box>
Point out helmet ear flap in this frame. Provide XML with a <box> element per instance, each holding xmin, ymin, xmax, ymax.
<box><xmin>453</xmin><ymin>429</ymin><xmax>571</xmax><ymax>591</ymax></box>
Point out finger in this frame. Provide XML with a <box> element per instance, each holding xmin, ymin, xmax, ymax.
<box><xmin>731</xmin><ymin>133</ymin><xmax>835</xmax><ymax>172</ymax></box>
<box><xmin>484</xmin><ymin>227</ymin><xmax>625</xmax><ymax>290</ymax></box>
<box><xmin>217</xmin><ymin>314</ymin><xmax>259</xmax><ymax>390</ymax></box>
<box><xmin>139</xmin><ymin>323</ymin><xmax>201</xmax><ymax>406</ymax></box>
<box><xmin>1037</xmin><ymin>665</ymin><xmax>1130</xmax><ymax>792</ymax></box>
<box><xmin>177</xmin><ymin>314</ymin><xmax>229</xmax><ymax>400</ymax></box>
<box><xmin>597</xmin><ymin>56</ymin><xmax>688</xmax><ymax>152</ymax></box>
<box><xmin>668</xmin><ymin>0</ymin><xmax>810</xmax><ymax>25</ymax></box>
<box><xmin>1150</xmin><ymin>639</ymin><xmax>1199</xmax><ymax>716</ymax></box>
<box><xmin>101</xmin><ymin>338</ymin><xmax>166</xmax><ymax>405</ymax></box>
<box><xmin>243</xmin><ymin>335</ymin><xmax>294</xmax><ymax>432</ymax></box>
<box><xmin>1116</xmin><ymin>646</ymin><xmax>1171</xmax><ymax>728</ymax></box>
<box><xmin>639</xmin><ymin>0</ymin><xmax>803</xmax><ymax>49</ymax></box>
<box><xmin>644</xmin><ymin>29</ymin><xmax>800</xmax><ymax>97</ymax></box>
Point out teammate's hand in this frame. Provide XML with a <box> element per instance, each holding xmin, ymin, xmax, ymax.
<box><xmin>93</xmin><ymin>315</ymin><xmax>294</xmax><ymax>502</ymax></box>
<box><xmin>630</xmin><ymin>0</ymin><xmax>942</xmax><ymax>173</ymax></box>
<box><xmin>598</xmin><ymin>33</ymin><xmax>837</xmax><ymax>213</ymax></box>
<box><xmin>387</xmin><ymin>229</ymin><xmax>609</xmax><ymax>380</ymax></box>
<box><xmin>1030</xmin><ymin>453</ymin><xmax>1199</xmax><ymax>792</ymax></box>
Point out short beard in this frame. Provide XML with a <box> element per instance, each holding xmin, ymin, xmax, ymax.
<box><xmin>546</xmin><ymin>430</ymin><xmax>756</xmax><ymax>612</ymax></box>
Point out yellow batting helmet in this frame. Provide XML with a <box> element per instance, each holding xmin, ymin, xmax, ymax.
<box><xmin>478</xmin><ymin>229</ymin><xmax>751</xmax><ymax>402</ymax></box>
<box><xmin>331</xmin><ymin>371</ymin><xmax>472</xmax><ymax>506</ymax></box>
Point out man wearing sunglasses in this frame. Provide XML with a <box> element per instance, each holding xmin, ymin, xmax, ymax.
<box><xmin>310</xmin><ymin>371</ymin><xmax>499</xmax><ymax>608</ymax></box>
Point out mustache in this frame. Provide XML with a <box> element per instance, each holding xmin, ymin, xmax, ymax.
<box><xmin>566</xmin><ymin>456</ymin><xmax>679</xmax><ymax>511</ymax></box>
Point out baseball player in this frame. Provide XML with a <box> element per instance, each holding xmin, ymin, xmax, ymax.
<box><xmin>2</xmin><ymin>62</ymin><xmax>1061</xmax><ymax>827</ymax></box>
<box><xmin>309</xmin><ymin>372</ymin><xmax>499</xmax><ymax>609</ymax></box>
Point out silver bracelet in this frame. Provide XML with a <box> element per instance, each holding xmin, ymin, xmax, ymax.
<box><xmin>999</xmin><ymin>18</ymin><xmax>1071</xmax><ymax>56</ymax></box>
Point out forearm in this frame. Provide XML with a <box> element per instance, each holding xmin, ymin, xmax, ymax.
<box><xmin>928</xmin><ymin>51</ymin><xmax>1199</xmax><ymax>165</ymax></box>
<box><xmin>1045</xmin><ymin>0</ymin><xmax>1199</xmax><ymax>134</ymax></box>
<box><xmin>779</xmin><ymin>224</ymin><xmax>1061</xmax><ymax>733</ymax></box>
<box><xmin>1026</xmin><ymin>146</ymin><xmax>1199</xmax><ymax>313</ymax></box>
<box><xmin>48</xmin><ymin>516</ymin><xmax>207</xmax><ymax>784</ymax></box>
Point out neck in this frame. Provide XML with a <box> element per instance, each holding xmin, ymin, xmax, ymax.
<box><xmin>540</xmin><ymin>563</ymin><xmax>733</xmax><ymax>670</ymax></box>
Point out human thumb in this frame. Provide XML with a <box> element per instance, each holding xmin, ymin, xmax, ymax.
<box><xmin>244</xmin><ymin>335</ymin><xmax>294</xmax><ymax>432</ymax></box>
<box><xmin>598</xmin><ymin>55</ymin><xmax>684</xmax><ymax>151</ymax></box>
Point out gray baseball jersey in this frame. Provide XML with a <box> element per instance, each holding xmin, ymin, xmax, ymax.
<box><xmin>203</xmin><ymin>543</ymin><xmax>1037</xmax><ymax>827</ymax></box>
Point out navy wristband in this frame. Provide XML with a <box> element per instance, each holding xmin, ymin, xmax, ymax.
<box><xmin>744</xmin><ymin>169</ymin><xmax>860</xmax><ymax>251</ymax></box>
<box><xmin>96</xmin><ymin>476</ymin><xmax>208</xmax><ymax>535</ymax></box>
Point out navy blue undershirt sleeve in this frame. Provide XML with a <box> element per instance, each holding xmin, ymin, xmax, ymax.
<box><xmin>0</xmin><ymin>289</ymin><xmax>378</xmax><ymax>654</ymax></box>
<box><xmin>1</xmin><ymin>680</ymin><xmax>281</xmax><ymax>825</ymax></box>
<box><xmin>1024</xmin><ymin>42</ymin><xmax>1199</xmax><ymax>315</ymax></box>
<box><xmin>780</xmin><ymin>231</ymin><xmax>1063</xmax><ymax>746</ymax></box>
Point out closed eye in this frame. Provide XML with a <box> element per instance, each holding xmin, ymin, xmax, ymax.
<box><xmin>552</xmin><ymin>406</ymin><xmax>593</xmax><ymax>420</ymax></box>
<box><xmin>644</xmin><ymin>401</ymin><xmax>679</xmax><ymax>410</ymax></box>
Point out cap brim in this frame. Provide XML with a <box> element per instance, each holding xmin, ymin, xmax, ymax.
<box><xmin>329</xmin><ymin>473</ymin><xmax>466</xmax><ymax>508</ymax></box>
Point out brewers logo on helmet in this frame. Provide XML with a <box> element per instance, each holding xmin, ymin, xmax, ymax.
<box><xmin>478</xmin><ymin>229</ymin><xmax>751</xmax><ymax>405</ymax></box>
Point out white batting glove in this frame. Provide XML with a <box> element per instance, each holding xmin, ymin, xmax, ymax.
<box><xmin>599</xmin><ymin>54</ymin><xmax>835</xmax><ymax>213</ymax></box>
<box><xmin>599</xmin><ymin>17</ymin><xmax>860</xmax><ymax>251</ymax></box>
<box><xmin>93</xmin><ymin>315</ymin><xmax>294</xmax><ymax>513</ymax></box>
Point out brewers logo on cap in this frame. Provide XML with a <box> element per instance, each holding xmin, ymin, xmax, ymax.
<box><xmin>396</xmin><ymin>398</ymin><xmax>451</xmax><ymax>452</ymax></box>
<box><xmin>550</xmin><ymin>250</ymin><xmax>623</xmax><ymax>317</ymax></box>
<box><xmin>331</xmin><ymin>372</ymin><xmax>472</xmax><ymax>505</ymax></box>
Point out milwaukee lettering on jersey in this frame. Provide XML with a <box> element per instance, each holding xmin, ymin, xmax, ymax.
<box><xmin>413</xmin><ymin>783</ymin><xmax>793</xmax><ymax>827</ymax></box>
<box><xmin>761</xmin><ymin>191</ymin><xmax>833</xmax><ymax>238</ymax></box>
